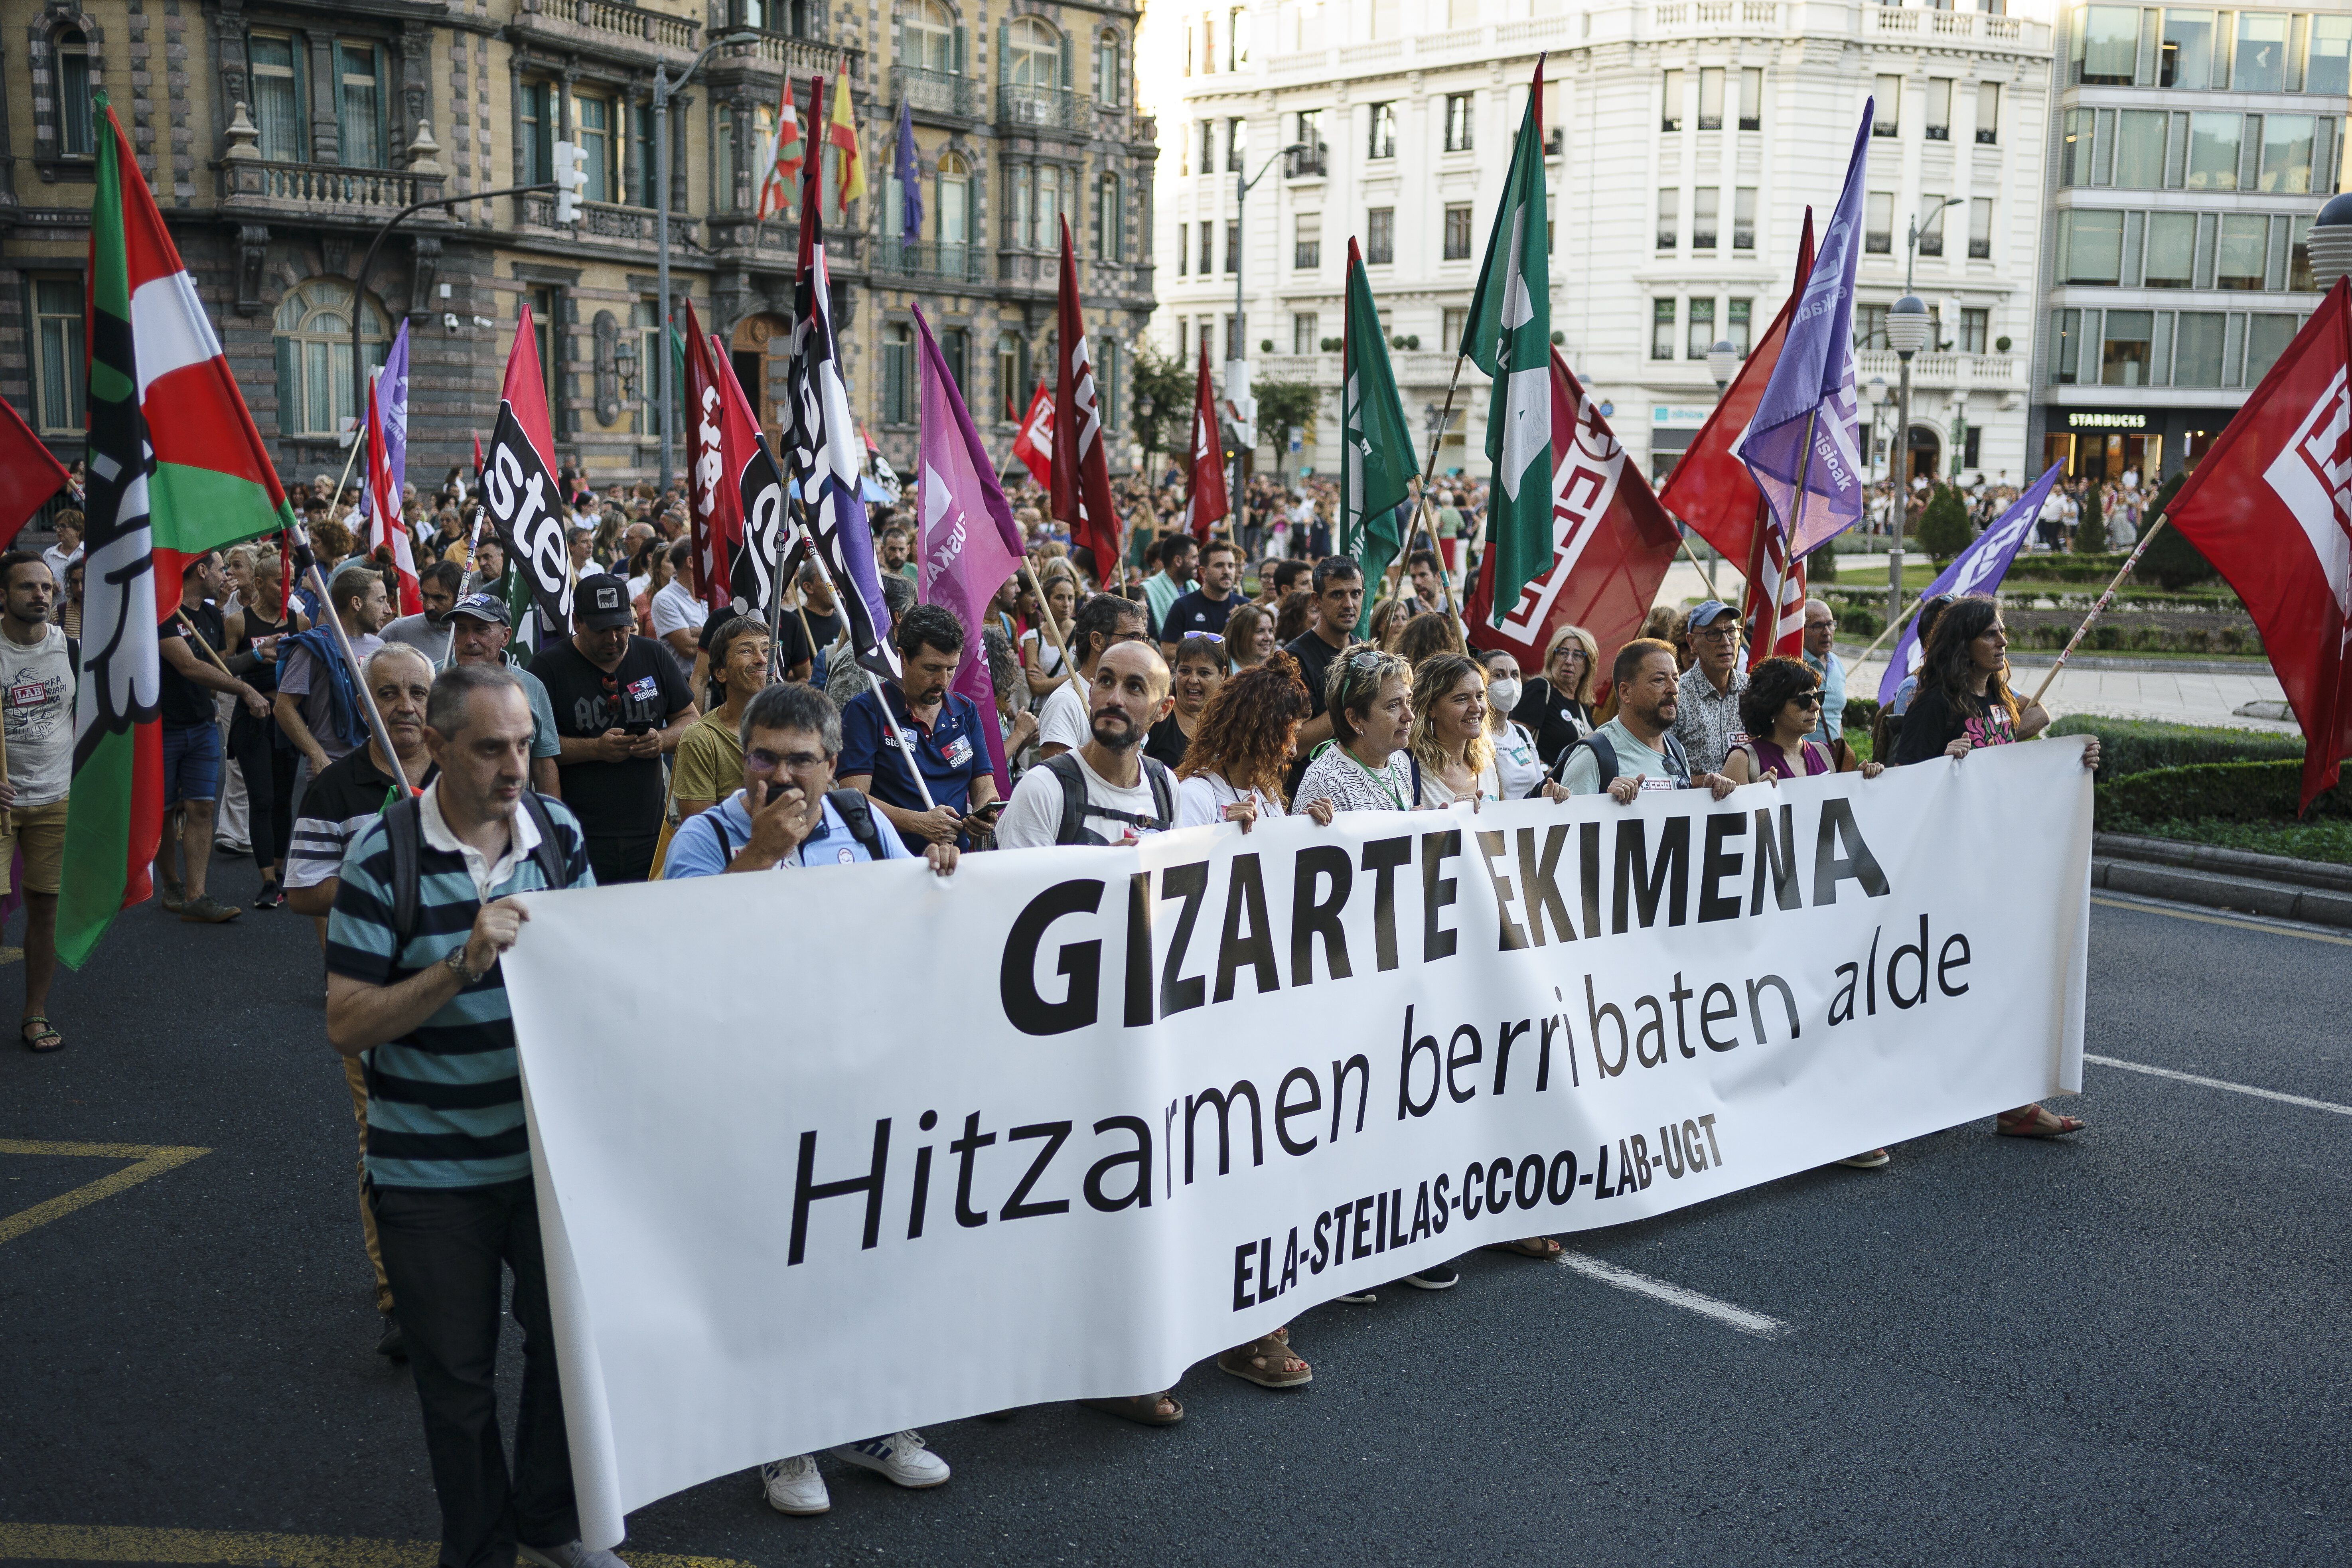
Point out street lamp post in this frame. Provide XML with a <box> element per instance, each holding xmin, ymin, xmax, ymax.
<box><xmin>1904</xmin><ymin>195</ymin><xmax>1966</xmax><ymax>292</ymax></box>
<box><xmin>1887</xmin><ymin>295</ymin><xmax>1932</xmax><ymax>626</ymax></box>
<box><xmin>1864</xmin><ymin>374</ymin><xmax>1895</xmax><ymax>625</ymax></box>
<box><xmin>655</xmin><ymin>30</ymin><xmax>762</xmax><ymax>493</ymax></box>
<box><xmin>1227</xmin><ymin>142</ymin><xmax>1310</xmax><ymax>452</ymax></box>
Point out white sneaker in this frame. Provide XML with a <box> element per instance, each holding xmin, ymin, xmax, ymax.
<box><xmin>761</xmin><ymin>1453</ymin><xmax>831</xmax><ymax>1515</ymax></box>
<box><xmin>518</xmin><ymin>1543</ymin><xmax>627</xmax><ymax>1568</ymax></box>
<box><xmin>832</xmin><ymin>1428</ymin><xmax>951</xmax><ymax>1489</ymax></box>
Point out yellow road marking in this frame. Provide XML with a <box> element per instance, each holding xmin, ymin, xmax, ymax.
<box><xmin>0</xmin><ymin>1526</ymin><xmax>752</xmax><ymax>1568</ymax></box>
<box><xmin>0</xmin><ymin>1140</ymin><xmax>211</xmax><ymax>1247</ymax></box>
<box><xmin>2091</xmin><ymin>893</ymin><xmax>2352</xmax><ymax>947</ymax></box>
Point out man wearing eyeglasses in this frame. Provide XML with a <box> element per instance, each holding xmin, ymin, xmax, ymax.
<box><xmin>1671</xmin><ymin>599</ymin><xmax>1749</xmax><ymax>778</ymax></box>
<box><xmin>1160</xmin><ymin>537</ymin><xmax>1242</xmax><ymax>660</ymax></box>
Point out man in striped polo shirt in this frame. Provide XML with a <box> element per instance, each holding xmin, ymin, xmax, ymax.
<box><xmin>324</xmin><ymin>663</ymin><xmax>614</xmax><ymax>1568</ymax></box>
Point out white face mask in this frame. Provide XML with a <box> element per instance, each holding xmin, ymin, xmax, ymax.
<box><xmin>1487</xmin><ymin>677</ymin><xmax>1523</xmax><ymax>715</ymax></box>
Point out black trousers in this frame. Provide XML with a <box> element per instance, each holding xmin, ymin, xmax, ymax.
<box><xmin>229</xmin><ymin>716</ymin><xmax>297</xmax><ymax>872</ymax></box>
<box><xmin>372</xmin><ymin>1178</ymin><xmax>579</xmax><ymax>1568</ymax></box>
<box><xmin>584</xmin><ymin>832</ymin><xmax>656</xmax><ymax>886</ymax></box>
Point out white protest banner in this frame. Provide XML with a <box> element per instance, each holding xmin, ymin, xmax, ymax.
<box><xmin>501</xmin><ymin>739</ymin><xmax>2092</xmax><ymax>1543</ymax></box>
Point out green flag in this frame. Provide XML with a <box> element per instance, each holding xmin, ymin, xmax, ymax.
<box><xmin>1460</xmin><ymin>63</ymin><xmax>1554</xmax><ymax>629</ymax></box>
<box><xmin>1341</xmin><ymin>238</ymin><xmax>1417</xmax><ymax>635</ymax></box>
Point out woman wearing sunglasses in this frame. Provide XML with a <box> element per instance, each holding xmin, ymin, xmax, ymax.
<box><xmin>1722</xmin><ymin>657</ymin><xmax>1886</xmax><ymax>787</ymax></box>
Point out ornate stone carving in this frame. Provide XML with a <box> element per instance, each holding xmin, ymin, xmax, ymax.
<box><xmin>235</xmin><ymin>224</ymin><xmax>270</xmax><ymax>314</ymax></box>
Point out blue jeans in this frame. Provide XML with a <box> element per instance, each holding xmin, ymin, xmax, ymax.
<box><xmin>160</xmin><ymin>720</ymin><xmax>222</xmax><ymax>806</ymax></box>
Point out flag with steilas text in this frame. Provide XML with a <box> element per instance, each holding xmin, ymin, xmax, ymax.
<box><xmin>1460</xmin><ymin>60</ymin><xmax>1554</xmax><ymax>629</ymax></box>
<box><xmin>1342</xmin><ymin>237</ymin><xmax>1416</xmax><ymax>634</ymax></box>
<box><xmin>915</xmin><ymin>302</ymin><xmax>1027</xmax><ymax>798</ymax></box>
<box><xmin>61</xmin><ymin>101</ymin><xmax>295</xmax><ymax>967</ymax></box>
<box><xmin>479</xmin><ymin>311</ymin><xmax>571</xmax><ymax>643</ymax></box>
<box><xmin>2161</xmin><ymin>276</ymin><xmax>2352</xmax><ymax>810</ymax></box>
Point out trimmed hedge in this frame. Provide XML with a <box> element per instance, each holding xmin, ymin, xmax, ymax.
<box><xmin>1842</xmin><ymin>695</ymin><xmax>1881</xmax><ymax>733</ymax></box>
<box><xmin>2097</xmin><ymin>759</ymin><xmax>2349</xmax><ymax>828</ymax></box>
<box><xmin>2049</xmin><ymin>715</ymin><xmax>2303</xmax><ymax>782</ymax></box>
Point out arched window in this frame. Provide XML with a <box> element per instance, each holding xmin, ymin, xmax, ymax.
<box><xmin>57</xmin><ymin>28</ymin><xmax>95</xmax><ymax>158</ymax></box>
<box><xmin>273</xmin><ymin>279</ymin><xmax>388</xmax><ymax>438</ymax></box>
<box><xmin>1095</xmin><ymin>171</ymin><xmax>1123</xmax><ymax>261</ymax></box>
<box><xmin>1095</xmin><ymin>29</ymin><xmax>1123</xmax><ymax>105</ymax></box>
<box><xmin>938</xmin><ymin>150</ymin><xmax>972</xmax><ymax>251</ymax></box>
<box><xmin>1007</xmin><ymin>18</ymin><xmax>1062</xmax><ymax>87</ymax></box>
<box><xmin>905</xmin><ymin>0</ymin><xmax>954</xmax><ymax>72</ymax></box>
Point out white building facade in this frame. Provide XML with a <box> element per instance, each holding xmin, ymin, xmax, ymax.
<box><xmin>2028</xmin><ymin>4</ymin><xmax>2348</xmax><ymax>487</ymax></box>
<box><xmin>1145</xmin><ymin>0</ymin><xmax>2056</xmax><ymax>495</ymax></box>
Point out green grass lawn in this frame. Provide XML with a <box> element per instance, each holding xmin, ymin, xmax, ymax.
<box><xmin>2116</xmin><ymin>817</ymin><xmax>2352</xmax><ymax>866</ymax></box>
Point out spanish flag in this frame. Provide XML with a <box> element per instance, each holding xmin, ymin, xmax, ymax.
<box><xmin>827</xmin><ymin>70</ymin><xmax>864</xmax><ymax>218</ymax></box>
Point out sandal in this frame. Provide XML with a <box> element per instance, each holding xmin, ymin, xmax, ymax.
<box><xmin>1079</xmin><ymin>1392</ymin><xmax>1184</xmax><ymax>1426</ymax></box>
<box><xmin>20</xmin><ymin>1016</ymin><xmax>61</xmax><ymax>1053</ymax></box>
<box><xmin>1484</xmin><ymin>1236</ymin><xmax>1564</xmax><ymax>1260</ymax></box>
<box><xmin>1996</xmin><ymin>1104</ymin><xmax>2086</xmax><ymax>1139</ymax></box>
<box><xmin>1217</xmin><ymin>1334</ymin><xmax>1312</xmax><ymax>1389</ymax></box>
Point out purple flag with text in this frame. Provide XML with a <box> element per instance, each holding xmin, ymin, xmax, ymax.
<box><xmin>1879</xmin><ymin>462</ymin><xmax>2066</xmax><ymax>705</ymax></box>
<box><xmin>914</xmin><ymin>303</ymin><xmax>1027</xmax><ymax>799</ymax></box>
<box><xmin>1736</xmin><ymin>102</ymin><xmax>1871</xmax><ymax>560</ymax></box>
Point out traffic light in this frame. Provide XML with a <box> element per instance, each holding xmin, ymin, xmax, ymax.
<box><xmin>552</xmin><ymin>140</ymin><xmax>587</xmax><ymax>223</ymax></box>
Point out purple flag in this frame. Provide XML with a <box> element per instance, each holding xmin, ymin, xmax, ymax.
<box><xmin>894</xmin><ymin>99</ymin><xmax>923</xmax><ymax>245</ymax></box>
<box><xmin>1879</xmin><ymin>462</ymin><xmax>2066</xmax><ymax>705</ymax></box>
<box><xmin>912</xmin><ymin>302</ymin><xmax>1027</xmax><ymax>798</ymax></box>
<box><xmin>1737</xmin><ymin>102</ymin><xmax>1871</xmax><ymax>558</ymax></box>
<box><xmin>357</xmin><ymin>320</ymin><xmax>410</xmax><ymax>527</ymax></box>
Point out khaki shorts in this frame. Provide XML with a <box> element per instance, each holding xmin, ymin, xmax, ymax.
<box><xmin>0</xmin><ymin>798</ymin><xmax>69</xmax><ymax>895</ymax></box>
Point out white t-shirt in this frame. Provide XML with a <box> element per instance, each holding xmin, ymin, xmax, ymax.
<box><xmin>650</xmin><ymin>579</ymin><xmax>708</xmax><ymax>639</ymax></box>
<box><xmin>1036</xmin><ymin>675</ymin><xmax>1091</xmax><ymax>753</ymax></box>
<box><xmin>997</xmin><ymin>749</ymin><xmax>1166</xmax><ymax>848</ymax></box>
<box><xmin>1020</xmin><ymin>627</ymin><xmax>1070</xmax><ymax>681</ymax></box>
<box><xmin>1175</xmin><ymin>771</ymin><xmax>1283</xmax><ymax>830</ymax></box>
<box><xmin>0</xmin><ymin>622</ymin><xmax>75</xmax><ymax>807</ymax></box>
<box><xmin>1491</xmin><ymin>720</ymin><xmax>1546</xmax><ymax>802</ymax></box>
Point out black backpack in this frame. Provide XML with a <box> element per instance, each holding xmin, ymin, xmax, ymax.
<box><xmin>707</xmin><ymin>787</ymin><xmax>890</xmax><ymax>864</ymax></box>
<box><xmin>1041</xmin><ymin>751</ymin><xmax>1176</xmax><ymax>845</ymax></box>
<box><xmin>384</xmin><ymin>790</ymin><xmax>572</xmax><ymax>946</ymax></box>
<box><xmin>1553</xmin><ymin>728</ymin><xmax>1691</xmax><ymax>791</ymax></box>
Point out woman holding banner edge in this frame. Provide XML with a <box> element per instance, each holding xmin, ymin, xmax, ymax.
<box><xmin>1891</xmin><ymin>596</ymin><xmax>2100</xmax><ymax>1140</ymax></box>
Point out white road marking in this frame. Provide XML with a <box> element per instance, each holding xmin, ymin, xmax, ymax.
<box><xmin>1556</xmin><ymin>1250</ymin><xmax>1790</xmax><ymax>1338</ymax></box>
<box><xmin>2086</xmin><ymin>1053</ymin><xmax>2352</xmax><ymax>1117</ymax></box>
<box><xmin>2090</xmin><ymin>892</ymin><xmax>2352</xmax><ymax>947</ymax></box>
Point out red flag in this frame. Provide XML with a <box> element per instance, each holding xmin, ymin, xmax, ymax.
<box><xmin>1656</xmin><ymin>210</ymin><xmax>1817</xmax><ymax>571</ymax></box>
<box><xmin>1465</xmin><ymin>349</ymin><xmax>1681</xmax><ymax>667</ymax></box>
<box><xmin>502</xmin><ymin>308</ymin><xmax>556</xmax><ymax>474</ymax></box>
<box><xmin>683</xmin><ymin>300</ymin><xmax>746</xmax><ymax>611</ymax></box>
<box><xmin>1050</xmin><ymin>216</ymin><xmax>1123</xmax><ymax>579</ymax></box>
<box><xmin>0</xmin><ymin>396</ymin><xmax>70</xmax><ymax>548</ymax></box>
<box><xmin>1182</xmin><ymin>341</ymin><xmax>1228</xmax><ymax>543</ymax></box>
<box><xmin>1010</xmin><ymin>384</ymin><xmax>1054</xmax><ymax>489</ymax></box>
<box><xmin>363</xmin><ymin>370</ymin><xmax>421</xmax><ymax>614</ymax></box>
<box><xmin>2162</xmin><ymin>277</ymin><xmax>2352</xmax><ymax>811</ymax></box>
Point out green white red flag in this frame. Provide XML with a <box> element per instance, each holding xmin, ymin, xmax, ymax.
<box><xmin>60</xmin><ymin>102</ymin><xmax>293</xmax><ymax>966</ymax></box>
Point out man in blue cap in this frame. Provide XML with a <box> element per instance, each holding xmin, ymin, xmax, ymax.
<box><xmin>1673</xmin><ymin>599</ymin><xmax>1749</xmax><ymax>777</ymax></box>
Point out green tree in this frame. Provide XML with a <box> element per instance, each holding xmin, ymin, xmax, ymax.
<box><xmin>1917</xmin><ymin>483</ymin><xmax>1974</xmax><ymax>561</ymax></box>
<box><xmin>2137</xmin><ymin>468</ymin><xmax>2220</xmax><ymax>588</ymax></box>
<box><xmin>1130</xmin><ymin>344</ymin><xmax>1193</xmax><ymax>474</ymax></box>
<box><xmin>2074</xmin><ymin>481</ymin><xmax>2107</xmax><ymax>553</ymax></box>
<box><xmin>1252</xmin><ymin>377</ymin><xmax>1320</xmax><ymax>457</ymax></box>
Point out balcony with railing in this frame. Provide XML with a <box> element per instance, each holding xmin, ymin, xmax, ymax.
<box><xmin>744</xmin><ymin>29</ymin><xmax>864</xmax><ymax>79</ymax></box>
<box><xmin>221</xmin><ymin>157</ymin><xmax>441</xmax><ymax>216</ymax></box>
<box><xmin>516</xmin><ymin>192</ymin><xmax>701</xmax><ymax>251</ymax></box>
<box><xmin>1853</xmin><ymin>349</ymin><xmax>2021</xmax><ymax>388</ymax></box>
<box><xmin>870</xmin><ymin>238</ymin><xmax>988</xmax><ymax>285</ymax></box>
<box><xmin>1286</xmin><ymin>142</ymin><xmax>1328</xmax><ymax>178</ymax></box>
<box><xmin>704</xmin><ymin>213</ymin><xmax>860</xmax><ymax>266</ymax></box>
<box><xmin>998</xmin><ymin>85</ymin><xmax>1090</xmax><ymax>135</ymax></box>
<box><xmin>515</xmin><ymin>0</ymin><xmax>700</xmax><ymax>55</ymax></box>
<box><xmin>896</xmin><ymin>65</ymin><xmax>981</xmax><ymax>119</ymax></box>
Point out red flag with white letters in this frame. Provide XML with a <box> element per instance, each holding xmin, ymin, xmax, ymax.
<box><xmin>1181</xmin><ymin>341</ymin><xmax>1229</xmax><ymax>543</ymax></box>
<box><xmin>1010</xmin><ymin>383</ymin><xmax>1054</xmax><ymax>489</ymax></box>
<box><xmin>682</xmin><ymin>299</ymin><xmax>746</xmax><ymax>612</ymax></box>
<box><xmin>2161</xmin><ymin>278</ymin><xmax>2352</xmax><ymax>810</ymax></box>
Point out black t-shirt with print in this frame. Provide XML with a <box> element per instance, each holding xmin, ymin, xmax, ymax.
<box><xmin>531</xmin><ymin>634</ymin><xmax>693</xmax><ymax>842</ymax></box>
<box><xmin>159</xmin><ymin>601</ymin><xmax>226</xmax><ymax>727</ymax></box>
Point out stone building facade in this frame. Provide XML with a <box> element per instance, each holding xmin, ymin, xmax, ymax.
<box><xmin>0</xmin><ymin>0</ymin><xmax>1156</xmax><ymax>491</ymax></box>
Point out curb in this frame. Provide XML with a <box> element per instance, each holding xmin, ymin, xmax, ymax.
<box><xmin>2092</xmin><ymin>833</ymin><xmax>2352</xmax><ymax>929</ymax></box>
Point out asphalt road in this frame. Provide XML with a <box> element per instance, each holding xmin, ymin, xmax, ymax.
<box><xmin>2</xmin><ymin>853</ymin><xmax>2346</xmax><ymax>1568</ymax></box>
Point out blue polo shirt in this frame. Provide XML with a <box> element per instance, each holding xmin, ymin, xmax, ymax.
<box><xmin>839</xmin><ymin>682</ymin><xmax>992</xmax><ymax>850</ymax></box>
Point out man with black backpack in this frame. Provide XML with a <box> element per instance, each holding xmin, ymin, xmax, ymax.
<box><xmin>662</xmin><ymin>683</ymin><xmax>959</xmax><ymax>878</ymax></box>
<box><xmin>996</xmin><ymin>641</ymin><xmax>1178</xmax><ymax>849</ymax></box>
<box><xmin>1555</xmin><ymin>639</ymin><xmax>1738</xmax><ymax>805</ymax></box>
<box><xmin>324</xmin><ymin>663</ymin><xmax>610</xmax><ymax>1568</ymax></box>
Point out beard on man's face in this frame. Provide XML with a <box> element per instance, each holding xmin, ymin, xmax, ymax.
<box><xmin>1089</xmin><ymin>707</ymin><xmax>1140</xmax><ymax>752</ymax></box>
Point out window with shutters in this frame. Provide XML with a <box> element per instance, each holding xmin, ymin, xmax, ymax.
<box><xmin>882</xmin><ymin>322</ymin><xmax>915</xmax><ymax>424</ymax></box>
<box><xmin>337</xmin><ymin>42</ymin><xmax>386</xmax><ymax>167</ymax></box>
<box><xmin>906</xmin><ymin>2</ymin><xmax>954</xmax><ymax>72</ymax></box>
<box><xmin>577</xmin><ymin>95</ymin><xmax>615</xmax><ymax>204</ymax></box>
<box><xmin>521</xmin><ymin>80</ymin><xmax>556</xmax><ymax>186</ymax></box>
<box><xmin>249</xmin><ymin>35</ymin><xmax>305</xmax><ymax>162</ymax></box>
<box><xmin>1097</xmin><ymin>173</ymin><xmax>1124</xmax><ymax>261</ymax></box>
<box><xmin>1007</xmin><ymin>17</ymin><xmax>1062</xmax><ymax>86</ymax></box>
<box><xmin>274</xmin><ymin>279</ymin><xmax>389</xmax><ymax>439</ymax></box>
<box><xmin>1096</xmin><ymin>30</ymin><xmax>1124</xmax><ymax>105</ymax></box>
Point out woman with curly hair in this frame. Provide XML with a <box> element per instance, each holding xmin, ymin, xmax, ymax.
<box><xmin>1409</xmin><ymin>653</ymin><xmax>1500</xmax><ymax>806</ymax></box>
<box><xmin>1393</xmin><ymin>610</ymin><xmax>1465</xmax><ymax>670</ymax></box>
<box><xmin>1174</xmin><ymin>652</ymin><xmax>1336</xmax><ymax>830</ymax></box>
<box><xmin>1892</xmin><ymin>594</ymin><xmax>2102</xmax><ymax>1142</ymax></box>
<box><xmin>1724</xmin><ymin>656</ymin><xmax>1886</xmax><ymax>785</ymax></box>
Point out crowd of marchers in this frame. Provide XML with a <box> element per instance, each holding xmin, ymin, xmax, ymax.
<box><xmin>5</xmin><ymin>462</ymin><xmax>2099</xmax><ymax>1568</ymax></box>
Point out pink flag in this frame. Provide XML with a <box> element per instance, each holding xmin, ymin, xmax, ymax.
<box><xmin>912</xmin><ymin>303</ymin><xmax>1028</xmax><ymax>798</ymax></box>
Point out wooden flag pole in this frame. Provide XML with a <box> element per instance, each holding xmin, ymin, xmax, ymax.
<box><xmin>1020</xmin><ymin>558</ymin><xmax>1086</xmax><ymax>701</ymax></box>
<box><xmin>2026</xmin><ymin>516</ymin><xmax>2170</xmax><ymax>707</ymax></box>
<box><xmin>170</xmin><ymin>606</ymin><xmax>238</xmax><ymax>678</ymax></box>
<box><xmin>788</xmin><ymin>514</ymin><xmax>935</xmax><ymax>810</ymax></box>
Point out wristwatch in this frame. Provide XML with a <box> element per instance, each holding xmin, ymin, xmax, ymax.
<box><xmin>444</xmin><ymin>944</ymin><xmax>479</xmax><ymax>983</ymax></box>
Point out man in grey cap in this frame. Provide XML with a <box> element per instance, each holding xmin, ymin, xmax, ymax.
<box><xmin>1673</xmin><ymin>599</ymin><xmax>1749</xmax><ymax>777</ymax></box>
<box><xmin>525</xmin><ymin>574</ymin><xmax>697</xmax><ymax>883</ymax></box>
<box><xmin>445</xmin><ymin>592</ymin><xmax>564</xmax><ymax>799</ymax></box>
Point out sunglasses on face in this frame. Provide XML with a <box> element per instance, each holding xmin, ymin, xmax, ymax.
<box><xmin>1790</xmin><ymin>692</ymin><xmax>1823</xmax><ymax>710</ymax></box>
<box><xmin>747</xmin><ymin>748</ymin><xmax>831</xmax><ymax>773</ymax></box>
